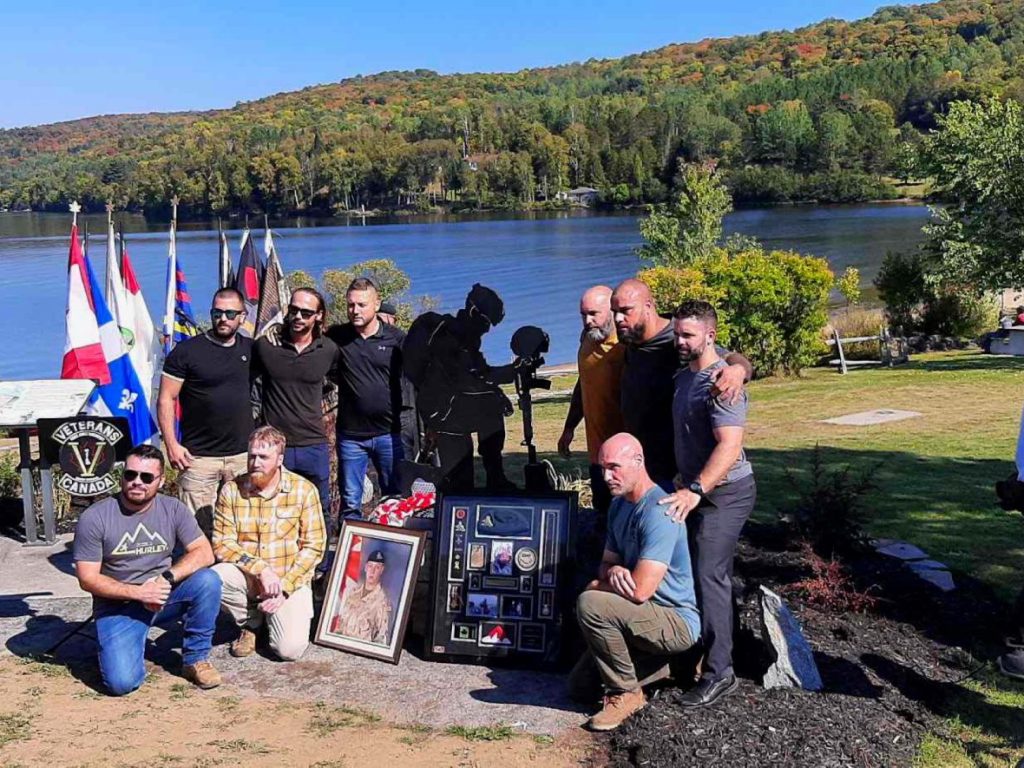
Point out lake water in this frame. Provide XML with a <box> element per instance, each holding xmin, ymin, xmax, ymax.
<box><xmin>0</xmin><ymin>203</ymin><xmax>931</xmax><ymax>379</ymax></box>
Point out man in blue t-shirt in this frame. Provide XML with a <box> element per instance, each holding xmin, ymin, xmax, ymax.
<box><xmin>568</xmin><ymin>433</ymin><xmax>700</xmax><ymax>732</ymax></box>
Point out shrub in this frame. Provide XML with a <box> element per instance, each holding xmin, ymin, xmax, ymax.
<box><xmin>726</xmin><ymin>167</ymin><xmax>898</xmax><ymax>204</ymax></box>
<box><xmin>783</xmin><ymin>542</ymin><xmax>878</xmax><ymax>614</ymax></box>
<box><xmin>640</xmin><ymin>246</ymin><xmax>832</xmax><ymax>376</ymax></box>
<box><xmin>779</xmin><ymin>445</ymin><xmax>876</xmax><ymax>558</ymax></box>
<box><xmin>0</xmin><ymin>452</ymin><xmax>20</xmax><ymax>498</ymax></box>
<box><xmin>875</xmin><ymin>250</ymin><xmax>999</xmax><ymax>337</ymax></box>
<box><xmin>874</xmin><ymin>250</ymin><xmax>927</xmax><ymax>333</ymax></box>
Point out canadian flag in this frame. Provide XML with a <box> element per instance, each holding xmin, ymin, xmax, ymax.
<box><xmin>61</xmin><ymin>223</ymin><xmax>109</xmax><ymax>384</ymax></box>
<box><xmin>330</xmin><ymin>535</ymin><xmax>363</xmax><ymax>633</ymax></box>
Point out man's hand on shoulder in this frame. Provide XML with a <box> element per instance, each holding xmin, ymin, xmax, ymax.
<box><xmin>264</xmin><ymin>323</ymin><xmax>284</xmax><ymax>347</ymax></box>
<box><xmin>657</xmin><ymin>488</ymin><xmax>702</xmax><ymax>523</ymax></box>
<box><xmin>709</xmin><ymin>363</ymin><xmax>747</xmax><ymax>405</ymax></box>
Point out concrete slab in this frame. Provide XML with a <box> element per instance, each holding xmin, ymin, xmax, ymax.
<box><xmin>821</xmin><ymin>409</ymin><xmax>923</xmax><ymax>426</ymax></box>
<box><xmin>0</xmin><ymin>533</ymin><xmax>587</xmax><ymax>733</ymax></box>
<box><xmin>0</xmin><ymin>533</ymin><xmax>85</xmax><ymax>602</ymax></box>
<box><xmin>874</xmin><ymin>541</ymin><xmax>929</xmax><ymax>561</ymax></box>
<box><xmin>907</xmin><ymin>561</ymin><xmax>956</xmax><ymax>592</ymax></box>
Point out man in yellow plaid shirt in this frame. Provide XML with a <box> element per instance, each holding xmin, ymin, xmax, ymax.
<box><xmin>212</xmin><ymin>426</ymin><xmax>326</xmax><ymax>661</ymax></box>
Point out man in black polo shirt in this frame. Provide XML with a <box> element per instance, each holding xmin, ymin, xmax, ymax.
<box><xmin>158</xmin><ymin>287</ymin><xmax>254</xmax><ymax>533</ymax></box>
<box><xmin>326</xmin><ymin>278</ymin><xmax>405</xmax><ymax>516</ymax></box>
<box><xmin>611</xmin><ymin>278</ymin><xmax>751</xmax><ymax>490</ymax></box>
<box><xmin>252</xmin><ymin>288</ymin><xmax>339</xmax><ymax>550</ymax></box>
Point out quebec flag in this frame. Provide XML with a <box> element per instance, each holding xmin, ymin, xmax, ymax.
<box><xmin>80</xmin><ymin>236</ymin><xmax>158</xmax><ymax>445</ymax></box>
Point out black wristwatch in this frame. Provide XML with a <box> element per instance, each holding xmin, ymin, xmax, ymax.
<box><xmin>161</xmin><ymin>569</ymin><xmax>176</xmax><ymax>586</ymax></box>
<box><xmin>688</xmin><ymin>481</ymin><xmax>706</xmax><ymax>498</ymax></box>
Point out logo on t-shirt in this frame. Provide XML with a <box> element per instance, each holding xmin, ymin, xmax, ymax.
<box><xmin>112</xmin><ymin>523</ymin><xmax>169</xmax><ymax>556</ymax></box>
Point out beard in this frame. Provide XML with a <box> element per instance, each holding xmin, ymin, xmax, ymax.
<box><xmin>618</xmin><ymin>318</ymin><xmax>645</xmax><ymax>345</ymax></box>
<box><xmin>677</xmin><ymin>343</ymin><xmax>706</xmax><ymax>364</ymax></box>
<box><xmin>585</xmin><ymin>318</ymin><xmax>614</xmax><ymax>343</ymax></box>
<box><xmin>249</xmin><ymin>469</ymin><xmax>276</xmax><ymax>491</ymax></box>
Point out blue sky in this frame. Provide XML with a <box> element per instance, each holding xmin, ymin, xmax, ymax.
<box><xmin>0</xmin><ymin>0</ymin><xmax>913</xmax><ymax>129</ymax></box>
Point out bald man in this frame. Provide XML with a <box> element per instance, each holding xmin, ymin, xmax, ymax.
<box><xmin>569</xmin><ymin>433</ymin><xmax>700</xmax><ymax>732</ymax></box>
<box><xmin>611</xmin><ymin>278</ymin><xmax>751</xmax><ymax>489</ymax></box>
<box><xmin>558</xmin><ymin>286</ymin><xmax>626</xmax><ymax>521</ymax></box>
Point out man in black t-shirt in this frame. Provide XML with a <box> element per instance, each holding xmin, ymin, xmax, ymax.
<box><xmin>325</xmin><ymin>278</ymin><xmax>405</xmax><ymax>515</ymax></box>
<box><xmin>611</xmin><ymin>279</ymin><xmax>751</xmax><ymax>490</ymax></box>
<box><xmin>159</xmin><ymin>288</ymin><xmax>255</xmax><ymax>532</ymax></box>
<box><xmin>251</xmin><ymin>288</ymin><xmax>340</xmax><ymax>555</ymax></box>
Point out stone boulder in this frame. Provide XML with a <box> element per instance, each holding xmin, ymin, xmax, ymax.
<box><xmin>759</xmin><ymin>585</ymin><xmax>823</xmax><ymax>691</ymax></box>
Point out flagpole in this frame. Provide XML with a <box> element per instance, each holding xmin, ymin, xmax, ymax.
<box><xmin>104</xmin><ymin>201</ymin><xmax>115</xmax><ymax>306</ymax></box>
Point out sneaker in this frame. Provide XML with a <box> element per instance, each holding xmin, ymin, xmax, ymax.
<box><xmin>182</xmin><ymin>660</ymin><xmax>222</xmax><ymax>690</ymax></box>
<box><xmin>587</xmin><ymin>688</ymin><xmax>646</xmax><ymax>731</ymax></box>
<box><xmin>230</xmin><ymin>628</ymin><xmax>257</xmax><ymax>658</ymax></box>
<box><xmin>998</xmin><ymin>649</ymin><xmax>1024</xmax><ymax>681</ymax></box>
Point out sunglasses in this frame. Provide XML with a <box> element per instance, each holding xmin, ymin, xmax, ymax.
<box><xmin>123</xmin><ymin>469</ymin><xmax>159</xmax><ymax>484</ymax></box>
<box><xmin>211</xmin><ymin>309</ymin><xmax>243</xmax><ymax>320</ymax></box>
<box><xmin>287</xmin><ymin>305</ymin><xmax>318</xmax><ymax>320</ymax></box>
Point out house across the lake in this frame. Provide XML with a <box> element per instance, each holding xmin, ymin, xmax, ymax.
<box><xmin>560</xmin><ymin>187</ymin><xmax>600</xmax><ymax>206</ymax></box>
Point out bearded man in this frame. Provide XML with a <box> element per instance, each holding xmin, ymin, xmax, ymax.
<box><xmin>557</xmin><ymin>286</ymin><xmax>626</xmax><ymax>521</ymax></box>
<box><xmin>212</xmin><ymin>426</ymin><xmax>326</xmax><ymax>661</ymax></box>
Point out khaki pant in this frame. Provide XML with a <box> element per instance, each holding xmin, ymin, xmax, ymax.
<box><xmin>570</xmin><ymin>590</ymin><xmax>696</xmax><ymax>698</ymax></box>
<box><xmin>178</xmin><ymin>453</ymin><xmax>248</xmax><ymax>515</ymax></box>
<box><xmin>211</xmin><ymin>563</ymin><xmax>313</xmax><ymax>661</ymax></box>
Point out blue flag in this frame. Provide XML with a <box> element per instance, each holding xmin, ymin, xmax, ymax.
<box><xmin>82</xmin><ymin>248</ymin><xmax>158</xmax><ymax>445</ymax></box>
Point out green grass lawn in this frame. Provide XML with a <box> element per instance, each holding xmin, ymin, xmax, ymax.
<box><xmin>507</xmin><ymin>349</ymin><xmax>1024</xmax><ymax>766</ymax></box>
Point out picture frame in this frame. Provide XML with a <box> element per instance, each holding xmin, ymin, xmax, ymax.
<box><xmin>428</xmin><ymin>490</ymin><xmax>578</xmax><ymax>667</ymax></box>
<box><xmin>314</xmin><ymin>520</ymin><xmax>426</xmax><ymax>664</ymax></box>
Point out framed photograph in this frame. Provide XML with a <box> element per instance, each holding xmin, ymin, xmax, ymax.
<box><xmin>466</xmin><ymin>593</ymin><xmax>499</xmax><ymax>618</ymax></box>
<box><xmin>468</xmin><ymin>542</ymin><xmax>488</xmax><ymax>571</ymax></box>
<box><xmin>490</xmin><ymin>540</ymin><xmax>514</xmax><ymax>575</ymax></box>
<box><xmin>499</xmin><ymin>595</ymin><xmax>533</xmax><ymax>620</ymax></box>
<box><xmin>479</xmin><ymin>621</ymin><xmax>516</xmax><ymax>647</ymax></box>
<box><xmin>428</xmin><ymin>490</ymin><xmax>578</xmax><ymax>667</ymax></box>
<box><xmin>314</xmin><ymin>520</ymin><xmax>426</xmax><ymax>664</ymax></box>
<box><xmin>447</xmin><ymin>583</ymin><xmax>464</xmax><ymax>613</ymax></box>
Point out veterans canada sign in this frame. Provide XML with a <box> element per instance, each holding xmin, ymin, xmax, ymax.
<box><xmin>38</xmin><ymin>416</ymin><xmax>131</xmax><ymax>497</ymax></box>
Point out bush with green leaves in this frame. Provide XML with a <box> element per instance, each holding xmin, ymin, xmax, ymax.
<box><xmin>875</xmin><ymin>250</ymin><xmax>998</xmax><ymax>337</ymax></box>
<box><xmin>640</xmin><ymin>244</ymin><xmax>833</xmax><ymax>376</ymax></box>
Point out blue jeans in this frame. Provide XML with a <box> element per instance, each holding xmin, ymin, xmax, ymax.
<box><xmin>94</xmin><ymin>568</ymin><xmax>221</xmax><ymax>696</ymax></box>
<box><xmin>284</xmin><ymin>443</ymin><xmax>332</xmax><ymax>530</ymax></box>
<box><xmin>337</xmin><ymin>432</ymin><xmax>404</xmax><ymax>514</ymax></box>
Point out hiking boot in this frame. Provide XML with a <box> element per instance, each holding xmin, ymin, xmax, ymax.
<box><xmin>182</xmin><ymin>660</ymin><xmax>222</xmax><ymax>690</ymax></box>
<box><xmin>230</xmin><ymin>628</ymin><xmax>257</xmax><ymax>658</ymax></box>
<box><xmin>587</xmin><ymin>688</ymin><xmax>646</xmax><ymax>731</ymax></box>
<box><xmin>998</xmin><ymin>649</ymin><xmax>1024</xmax><ymax>681</ymax></box>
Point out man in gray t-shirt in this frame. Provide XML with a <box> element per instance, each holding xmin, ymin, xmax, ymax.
<box><xmin>658</xmin><ymin>300</ymin><xmax>757</xmax><ymax>709</ymax></box>
<box><xmin>73</xmin><ymin>445</ymin><xmax>223</xmax><ymax>696</ymax></box>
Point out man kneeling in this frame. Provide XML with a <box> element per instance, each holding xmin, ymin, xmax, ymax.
<box><xmin>213</xmin><ymin>426</ymin><xmax>326</xmax><ymax>661</ymax></box>
<box><xmin>73</xmin><ymin>445</ymin><xmax>222</xmax><ymax>695</ymax></box>
<box><xmin>569</xmin><ymin>433</ymin><xmax>701</xmax><ymax>731</ymax></box>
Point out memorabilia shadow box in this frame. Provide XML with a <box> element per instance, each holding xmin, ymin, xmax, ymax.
<box><xmin>426</xmin><ymin>490</ymin><xmax>577</xmax><ymax>667</ymax></box>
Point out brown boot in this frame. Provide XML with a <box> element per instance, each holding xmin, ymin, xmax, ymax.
<box><xmin>587</xmin><ymin>688</ymin><xmax>646</xmax><ymax>731</ymax></box>
<box><xmin>230</xmin><ymin>628</ymin><xmax>257</xmax><ymax>658</ymax></box>
<box><xmin>182</xmin><ymin>660</ymin><xmax>222</xmax><ymax>690</ymax></box>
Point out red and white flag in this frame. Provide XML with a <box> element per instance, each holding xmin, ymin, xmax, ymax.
<box><xmin>61</xmin><ymin>222</ymin><xmax>110</xmax><ymax>384</ymax></box>
<box><xmin>119</xmin><ymin>235</ymin><xmax>159</xmax><ymax>408</ymax></box>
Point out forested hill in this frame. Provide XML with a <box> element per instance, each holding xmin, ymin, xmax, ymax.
<box><xmin>2</xmin><ymin>0</ymin><xmax>1021</xmax><ymax>215</ymax></box>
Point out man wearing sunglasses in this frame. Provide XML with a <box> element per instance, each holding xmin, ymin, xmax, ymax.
<box><xmin>158</xmin><ymin>288</ymin><xmax>255</xmax><ymax>535</ymax></box>
<box><xmin>251</xmin><ymin>288</ymin><xmax>340</xmax><ymax>563</ymax></box>
<box><xmin>73</xmin><ymin>445</ymin><xmax>223</xmax><ymax>695</ymax></box>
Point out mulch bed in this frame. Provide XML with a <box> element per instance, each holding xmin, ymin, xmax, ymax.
<box><xmin>608</xmin><ymin>523</ymin><xmax>1013</xmax><ymax>767</ymax></box>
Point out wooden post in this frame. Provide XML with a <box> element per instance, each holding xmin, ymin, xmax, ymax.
<box><xmin>833</xmin><ymin>328</ymin><xmax>848</xmax><ymax>375</ymax></box>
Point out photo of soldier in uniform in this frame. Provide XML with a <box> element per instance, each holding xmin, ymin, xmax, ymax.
<box><xmin>315</xmin><ymin>521</ymin><xmax>426</xmax><ymax>664</ymax></box>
